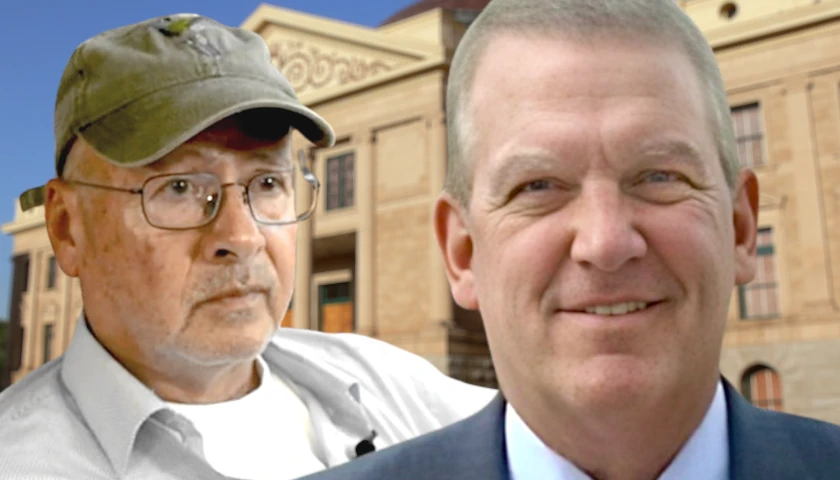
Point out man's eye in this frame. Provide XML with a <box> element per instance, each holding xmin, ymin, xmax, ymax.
<box><xmin>254</xmin><ymin>174</ymin><xmax>290</xmax><ymax>194</ymax></box>
<box><xmin>641</xmin><ymin>171</ymin><xmax>682</xmax><ymax>183</ymax></box>
<box><xmin>632</xmin><ymin>170</ymin><xmax>695</xmax><ymax>204</ymax></box>
<box><xmin>166</xmin><ymin>178</ymin><xmax>193</xmax><ymax>195</ymax></box>
<box><xmin>260</xmin><ymin>176</ymin><xmax>280</xmax><ymax>189</ymax></box>
<box><xmin>522</xmin><ymin>180</ymin><xmax>553</xmax><ymax>192</ymax></box>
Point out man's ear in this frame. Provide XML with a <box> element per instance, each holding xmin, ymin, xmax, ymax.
<box><xmin>44</xmin><ymin>179</ymin><xmax>83</xmax><ymax>278</ymax></box>
<box><xmin>433</xmin><ymin>192</ymin><xmax>478</xmax><ymax>310</ymax></box>
<box><xmin>733</xmin><ymin>169</ymin><xmax>760</xmax><ymax>286</ymax></box>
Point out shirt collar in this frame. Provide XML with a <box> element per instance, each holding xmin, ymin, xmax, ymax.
<box><xmin>658</xmin><ymin>380</ymin><xmax>729</xmax><ymax>480</ymax></box>
<box><xmin>505</xmin><ymin>380</ymin><xmax>730</xmax><ymax>480</ymax></box>
<box><xmin>60</xmin><ymin>318</ymin><xmax>370</xmax><ymax>475</ymax></box>
<box><xmin>262</xmin><ymin>330</ymin><xmax>369</xmax><ymax>435</ymax></box>
<box><xmin>60</xmin><ymin>316</ymin><xmax>166</xmax><ymax>477</ymax></box>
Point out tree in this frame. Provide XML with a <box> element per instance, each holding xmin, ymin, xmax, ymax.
<box><xmin>0</xmin><ymin>320</ymin><xmax>7</xmax><ymax>378</ymax></box>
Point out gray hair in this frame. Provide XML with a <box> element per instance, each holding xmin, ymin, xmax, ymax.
<box><xmin>60</xmin><ymin>138</ymin><xmax>87</xmax><ymax>181</ymax></box>
<box><xmin>444</xmin><ymin>0</ymin><xmax>739</xmax><ymax>206</ymax></box>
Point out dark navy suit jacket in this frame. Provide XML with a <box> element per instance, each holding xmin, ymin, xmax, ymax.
<box><xmin>300</xmin><ymin>379</ymin><xmax>840</xmax><ymax>480</ymax></box>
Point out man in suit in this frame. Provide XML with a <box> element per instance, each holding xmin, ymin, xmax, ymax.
<box><xmin>301</xmin><ymin>0</ymin><xmax>840</xmax><ymax>478</ymax></box>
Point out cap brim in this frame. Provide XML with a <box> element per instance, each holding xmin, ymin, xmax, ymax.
<box><xmin>20</xmin><ymin>76</ymin><xmax>335</xmax><ymax>211</ymax></box>
<box><xmin>81</xmin><ymin>75</ymin><xmax>335</xmax><ymax>167</ymax></box>
<box><xmin>19</xmin><ymin>186</ymin><xmax>45</xmax><ymax>212</ymax></box>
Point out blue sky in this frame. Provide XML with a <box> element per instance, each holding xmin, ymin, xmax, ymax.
<box><xmin>0</xmin><ymin>0</ymin><xmax>418</xmax><ymax>319</ymax></box>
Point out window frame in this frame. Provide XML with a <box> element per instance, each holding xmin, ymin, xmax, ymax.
<box><xmin>738</xmin><ymin>227</ymin><xmax>781</xmax><ymax>320</ymax></box>
<box><xmin>324</xmin><ymin>152</ymin><xmax>355</xmax><ymax>211</ymax></box>
<box><xmin>741</xmin><ymin>364</ymin><xmax>784</xmax><ymax>411</ymax></box>
<box><xmin>730</xmin><ymin>102</ymin><xmax>767</xmax><ymax>169</ymax></box>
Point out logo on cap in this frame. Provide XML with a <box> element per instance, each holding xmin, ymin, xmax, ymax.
<box><xmin>155</xmin><ymin>15</ymin><xmax>220</xmax><ymax>57</ymax></box>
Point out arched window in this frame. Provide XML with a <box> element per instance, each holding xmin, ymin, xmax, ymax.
<box><xmin>741</xmin><ymin>365</ymin><xmax>783</xmax><ymax>411</ymax></box>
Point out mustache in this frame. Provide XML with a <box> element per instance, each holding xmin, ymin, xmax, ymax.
<box><xmin>188</xmin><ymin>263</ymin><xmax>278</xmax><ymax>305</ymax></box>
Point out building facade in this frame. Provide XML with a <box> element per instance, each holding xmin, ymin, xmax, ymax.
<box><xmin>679</xmin><ymin>0</ymin><xmax>840</xmax><ymax>424</ymax></box>
<box><xmin>2</xmin><ymin>0</ymin><xmax>840</xmax><ymax>424</ymax></box>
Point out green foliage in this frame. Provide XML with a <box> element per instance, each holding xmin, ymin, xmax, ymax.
<box><xmin>0</xmin><ymin>320</ymin><xmax>7</xmax><ymax>373</ymax></box>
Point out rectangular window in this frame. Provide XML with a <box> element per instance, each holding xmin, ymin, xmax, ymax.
<box><xmin>42</xmin><ymin>324</ymin><xmax>54</xmax><ymax>364</ymax></box>
<box><xmin>731</xmin><ymin>103</ymin><xmax>766</xmax><ymax>167</ymax></box>
<box><xmin>738</xmin><ymin>227</ymin><xmax>780</xmax><ymax>319</ymax></box>
<box><xmin>17</xmin><ymin>253</ymin><xmax>30</xmax><ymax>293</ymax></box>
<box><xmin>325</xmin><ymin>152</ymin><xmax>355</xmax><ymax>210</ymax></box>
<box><xmin>46</xmin><ymin>255</ymin><xmax>57</xmax><ymax>290</ymax></box>
<box><xmin>318</xmin><ymin>281</ymin><xmax>353</xmax><ymax>333</ymax></box>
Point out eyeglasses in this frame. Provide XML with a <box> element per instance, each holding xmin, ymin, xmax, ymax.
<box><xmin>67</xmin><ymin>150</ymin><xmax>319</xmax><ymax>230</ymax></box>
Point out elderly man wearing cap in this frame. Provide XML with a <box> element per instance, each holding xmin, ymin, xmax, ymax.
<box><xmin>0</xmin><ymin>14</ymin><xmax>494</xmax><ymax>480</ymax></box>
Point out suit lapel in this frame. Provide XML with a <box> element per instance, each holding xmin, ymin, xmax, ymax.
<box><xmin>478</xmin><ymin>380</ymin><xmax>826</xmax><ymax>480</ymax></box>
<box><xmin>724</xmin><ymin>379</ymin><xmax>809</xmax><ymax>480</ymax></box>
<box><xmin>444</xmin><ymin>393</ymin><xmax>510</xmax><ymax>480</ymax></box>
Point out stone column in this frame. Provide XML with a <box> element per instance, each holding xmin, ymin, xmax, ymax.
<box><xmin>293</xmin><ymin>148</ymin><xmax>315</xmax><ymax>329</ymax></box>
<box><xmin>427</xmin><ymin>111</ymin><xmax>454</xmax><ymax>374</ymax></box>
<box><xmin>428</xmin><ymin>112</ymin><xmax>453</xmax><ymax>330</ymax></box>
<box><xmin>355</xmin><ymin>133</ymin><xmax>376</xmax><ymax>337</ymax></box>
<box><xmin>786</xmin><ymin>79</ymin><xmax>834</xmax><ymax>311</ymax></box>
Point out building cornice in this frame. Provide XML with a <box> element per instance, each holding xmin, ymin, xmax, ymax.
<box><xmin>702</xmin><ymin>2</ymin><xmax>840</xmax><ymax>50</ymax></box>
<box><xmin>2</xmin><ymin>202</ymin><xmax>45</xmax><ymax>235</ymax></box>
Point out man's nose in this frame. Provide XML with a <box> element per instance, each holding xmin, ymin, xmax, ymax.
<box><xmin>200</xmin><ymin>185</ymin><xmax>265</xmax><ymax>263</ymax></box>
<box><xmin>568</xmin><ymin>181</ymin><xmax>647</xmax><ymax>272</ymax></box>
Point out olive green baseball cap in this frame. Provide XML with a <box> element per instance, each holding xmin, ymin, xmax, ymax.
<box><xmin>19</xmin><ymin>13</ymin><xmax>335</xmax><ymax>212</ymax></box>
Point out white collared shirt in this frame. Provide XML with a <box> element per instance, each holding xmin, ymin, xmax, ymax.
<box><xmin>506</xmin><ymin>381</ymin><xmax>729</xmax><ymax>480</ymax></box>
<box><xmin>166</xmin><ymin>356</ymin><xmax>325</xmax><ymax>480</ymax></box>
<box><xmin>0</xmin><ymin>316</ymin><xmax>496</xmax><ymax>479</ymax></box>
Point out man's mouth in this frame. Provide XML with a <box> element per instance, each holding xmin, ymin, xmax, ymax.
<box><xmin>201</xmin><ymin>286</ymin><xmax>268</xmax><ymax>305</ymax></box>
<box><xmin>582</xmin><ymin>302</ymin><xmax>651</xmax><ymax>316</ymax></box>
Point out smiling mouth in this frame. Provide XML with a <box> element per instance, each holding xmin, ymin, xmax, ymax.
<box><xmin>580</xmin><ymin>301</ymin><xmax>654</xmax><ymax>316</ymax></box>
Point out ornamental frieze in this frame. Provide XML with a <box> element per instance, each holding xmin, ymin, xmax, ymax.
<box><xmin>269</xmin><ymin>41</ymin><xmax>394</xmax><ymax>93</ymax></box>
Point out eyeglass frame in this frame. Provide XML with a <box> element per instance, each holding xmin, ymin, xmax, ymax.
<box><xmin>62</xmin><ymin>149</ymin><xmax>320</xmax><ymax>230</ymax></box>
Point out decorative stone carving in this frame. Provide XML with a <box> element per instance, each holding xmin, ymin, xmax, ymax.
<box><xmin>269</xmin><ymin>41</ymin><xmax>393</xmax><ymax>93</ymax></box>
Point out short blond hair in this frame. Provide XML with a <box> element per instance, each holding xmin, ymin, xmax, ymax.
<box><xmin>445</xmin><ymin>0</ymin><xmax>738</xmax><ymax>206</ymax></box>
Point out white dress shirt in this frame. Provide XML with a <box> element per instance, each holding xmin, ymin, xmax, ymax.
<box><xmin>0</xmin><ymin>316</ymin><xmax>496</xmax><ymax>479</ymax></box>
<box><xmin>166</xmin><ymin>356</ymin><xmax>325</xmax><ymax>480</ymax></box>
<box><xmin>506</xmin><ymin>381</ymin><xmax>729</xmax><ymax>480</ymax></box>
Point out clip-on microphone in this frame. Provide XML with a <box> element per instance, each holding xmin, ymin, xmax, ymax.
<box><xmin>354</xmin><ymin>430</ymin><xmax>377</xmax><ymax>458</ymax></box>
